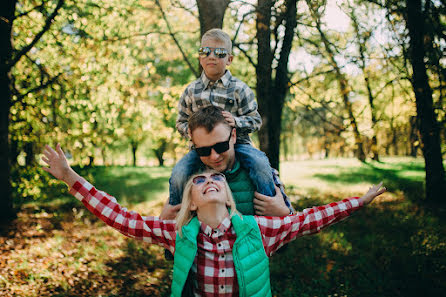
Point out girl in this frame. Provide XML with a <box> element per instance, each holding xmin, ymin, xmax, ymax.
<box><xmin>42</xmin><ymin>144</ymin><xmax>386</xmax><ymax>297</ymax></box>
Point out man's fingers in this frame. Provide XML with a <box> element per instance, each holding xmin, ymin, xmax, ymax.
<box><xmin>172</xmin><ymin>204</ymin><xmax>181</xmax><ymax>211</ymax></box>
<box><xmin>253</xmin><ymin>197</ymin><xmax>266</xmax><ymax>207</ymax></box>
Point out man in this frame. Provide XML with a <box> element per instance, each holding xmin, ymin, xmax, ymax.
<box><xmin>160</xmin><ymin>106</ymin><xmax>293</xmax><ymax>220</ymax></box>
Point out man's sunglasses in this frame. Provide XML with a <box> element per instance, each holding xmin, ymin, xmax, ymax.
<box><xmin>195</xmin><ymin>130</ymin><xmax>233</xmax><ymax>157</ymax></box>
<box><xmin>198</xmin><ymin>47</ymin><xmax>229</xmax><ymax>59</ymax></box>
<box><xmin>192</xmin><ymin>173</ymin><xmax>226</xmax><ymax>185</ymax></box>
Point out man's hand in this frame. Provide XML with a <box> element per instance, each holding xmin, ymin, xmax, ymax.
<box><xmin>359</xmin><ymin>182</ymin><xmax>386</xmax><ymax>205</ymax></box>
<box><xmin>221</xmin><ymin>111</ymin><xmax>236</xmax><ymax>127</ymax></box>
<box><xmin>254</xmin><ymin>186</ymin><xmax>290</xmax><ymax>216</ymax></box>
<box><xmin>159</xmin><ymin>197</ymin><xmax>181</xmax><ymax>220</ymax></box>
<box><xmin>42</xmin><ymin>144</ymin><xmax>78</xmax><ymax>187</ymax></box>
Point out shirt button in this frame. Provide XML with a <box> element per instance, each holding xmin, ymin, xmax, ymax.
<box><xmin>218</xmin><ymin>243</ymin><xmax>222</xmax><ymax>247</ymax></box>
<box><xmin>221</xmin><ymin>269</ymin><xmax>225</xmax><ymax>273</ymax></box>
<box><xmin>220</xmin><ymin>285</ymin><xmax>224</xmax><ymax>289</ymax></box>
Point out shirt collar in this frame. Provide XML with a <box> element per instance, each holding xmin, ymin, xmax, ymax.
<box><xmin>200</xmin><ymin>70</ymin><xmax>232</xmax><ymax>89</ymax></box>
<box><xmin>199</xmin><ymin>215</ymin><xmax>232</xmax><ymax>237</ymax></box>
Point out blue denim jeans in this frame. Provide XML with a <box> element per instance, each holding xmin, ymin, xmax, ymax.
<box><xmin>168</xmin><ymin>144</ymin><xmax>276</xmax><ymax>205</ymax></box>
<box><xmin>234</xmin><ymin>144</ymin><xmax>276</xmax><ymax>197</ymax></box>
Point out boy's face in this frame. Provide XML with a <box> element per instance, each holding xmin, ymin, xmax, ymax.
<box><xmin>199</xmin><ymin>38</ymin><xmax>233</xmax><ymax>82</ymax></box>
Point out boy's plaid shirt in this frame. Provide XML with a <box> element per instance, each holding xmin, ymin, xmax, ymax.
<box><xmin>176</xmin><ymin>70</ymin><xmax>262</xmax><ymax>144</ymax></box>
<box><xmin>70</xmin><ymin>178</ymin><xmax>363</xmax><ymax>296</ymax></box>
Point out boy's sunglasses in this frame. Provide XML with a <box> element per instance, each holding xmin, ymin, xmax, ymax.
<box><xmin>192</xmin><ymin>173</ymin><xmax>226</xmax><ymax>185</ymax></box>
<box><xmin>195</xmin><ymin>130</ymin><xmax>233</xmax><ymax>157</ymax></box>
<box><xmin>198</xmin><ymin>47</ymin><xmax>229</xmax><ymax>59</ymax></box>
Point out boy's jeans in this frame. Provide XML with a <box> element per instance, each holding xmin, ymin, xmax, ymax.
<box><xmin>168</xmin><ymin>144</ymin><xmax>276</xmax><ymax>205</ymax></box>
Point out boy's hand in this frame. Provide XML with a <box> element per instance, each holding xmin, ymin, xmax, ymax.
<box><xmin>221</xmin><ymin>111</ymin><xmax>236</xmax><ymax>127</ymax></box>
<box><xmin>359</xmin><ymin>182</ymin><xmax>386</xmax><ymax>205</ymax></box>
<box><xmin>42</xmin><ymin>144</ymin><xmax>74</xmax><ymax>183</ymax></box>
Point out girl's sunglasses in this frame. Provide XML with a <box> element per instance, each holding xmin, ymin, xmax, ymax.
<box><xmin>192</xmin><ymin>173</ymin><xmax>226</xmax><ymax>185</ymax></box>
<box><xmin>194</xmin><ymin>130</ymin><xmax>232</xmax><ymax>157</ymax></box>
<box><xmin>198</xmin><ymin>47</ymin><xmax>229</xmax><ymax>58</ymax></box>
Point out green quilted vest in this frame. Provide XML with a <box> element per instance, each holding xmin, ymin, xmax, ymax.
<box><xmin>225</xmin><ymin>161</ymin><xmax>256</xmax><ymax>215</ymax></box>
<box><xmin>171</xmin><ymin>215</ymin><xmax>272</xmax><ymax>297</ymax></box>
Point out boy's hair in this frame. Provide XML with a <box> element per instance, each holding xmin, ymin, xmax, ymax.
<box><xmin>175</xmin><ymin>169</ymin><xmax>239</xmax><ymax>237</ymax></box>
<box><xmin>188</xmin><ymin>105</ymin><xmax>230</xmax><ymax>134</ymax></box>
<box><xmin>201</xmin><ymin>28</ymin><xmax>232</xmax><ymax>54</ymax></box>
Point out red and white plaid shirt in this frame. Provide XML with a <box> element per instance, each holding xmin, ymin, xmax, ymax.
<box><xmin>69</xmin><ymin>178</ymin><xmax>363</xmax><ymax>297</ymax></box>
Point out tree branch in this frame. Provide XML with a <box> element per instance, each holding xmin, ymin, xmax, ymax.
<box><xmin>8</xmin><ymin>0</ymin><xmax>65</xmax><ymax>70</ymax></box>
<box><xmin>154</xmin><ymin>0</ymin><xmax>199</xmax><ymax>77</ymax></box>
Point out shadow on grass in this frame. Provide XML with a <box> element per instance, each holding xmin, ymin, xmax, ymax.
<box><xmin>312</xmin><ymin>160</ymin><xmax>425</xmax><ymax>202</ymax></box>
<box><xmin>270</xmin><ymin>197</ymin><xmax>446</xmax><ymax>297</ymax></box>
<box><xmin>45</xmin><ymin>241</ymin><xmax>173</xmax><ymax>297</ymax></box>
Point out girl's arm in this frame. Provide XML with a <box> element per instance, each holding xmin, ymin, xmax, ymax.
<box><xmin>42</xmin><ymin>144</ymin><xmax>177</xmax><ymax>254</ymax></box>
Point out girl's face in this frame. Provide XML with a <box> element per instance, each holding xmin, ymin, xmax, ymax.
<box><xmin>189</xmin><ymin>172</ymin><xmax>229</xmax><ymax>211</ymax></box>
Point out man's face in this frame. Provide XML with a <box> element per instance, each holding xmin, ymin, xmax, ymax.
<box><xmin>191</xmin><ymin>123</ymin><xmax>236</xmax><ymax>173</ymax></box>
<box><xmin>199</xmin><ymin>38</ymin><xmax>233</xmax><ymax>82</ymax></box>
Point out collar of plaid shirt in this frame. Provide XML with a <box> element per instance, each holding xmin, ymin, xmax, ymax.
<box><xmin>200</xmin><ymin>69</ymin><xmax>232</xmax><ymax>89</ymax></box>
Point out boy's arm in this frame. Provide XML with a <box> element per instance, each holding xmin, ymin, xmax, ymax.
<box><xmin>233</xmin><ymin>86</ymin><xmax>262</xmax><ymax>133</ymax></box>
<box><xmin>176</xmin><ymin>89</ymin><xmax>192</xmax><ymax>138</ymax></box>
<box><xmin>42</xmin><ymin>144</ymin><xmax>177</xmax><ymax>253</ymax></box>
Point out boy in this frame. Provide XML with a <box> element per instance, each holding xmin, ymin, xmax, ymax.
<box><xmin>169</xmin><ymin>28</ymin><xmax>277</xmax><ymax>207</ymax></box>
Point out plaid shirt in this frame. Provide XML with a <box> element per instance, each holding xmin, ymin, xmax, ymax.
<box><xmin>70</xmin><ymin>178</ymin><xmax>363</xmax><ymax>297</ymax></box>
<box><xmin>176</xmin><ymin>70</ymin><xmax>262</xmax><ymax>144</ymax></box>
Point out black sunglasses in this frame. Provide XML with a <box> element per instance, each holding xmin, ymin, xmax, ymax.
<box><xmin>195</xmin><ymin>130</ymin><xmax>233</xmax><ymax>157</ymax></box>
<box><xmin>198</xmin><ymin>47</ymin><xmax>229</xmax><ymax>59</ymax></box>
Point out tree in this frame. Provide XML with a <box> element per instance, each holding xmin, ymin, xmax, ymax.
<box><xmin>0</xmin><ymin>0</ymin><xmax>64</xmax><ymax>222</ymax></box>
<box><xmin>405</xmin><ymin>0</ymin><xmax>445</xmax><ymax>202</ymax></box>
<box><xmin>255</xmin><ymin>0</ymin><xmax>298</xmax><ymax>169</ymax></box>
<box><xmin>305</xmin><ymin>0</ymin><xmax>366</xmax><ymax>162</ymax></box>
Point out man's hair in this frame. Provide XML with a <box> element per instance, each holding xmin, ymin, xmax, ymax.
<box><xmin>201</xmin><ymin>28</ymin><xmax>232</xmax><ymax>54</ymax></box>
<box><xmin>188</xmin><ymin>105</ymin><xmax>230</xmax><ymax>133</ymax></box>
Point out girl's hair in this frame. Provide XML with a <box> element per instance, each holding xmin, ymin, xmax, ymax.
<box><xmin>201</xmin><ymin>28</ymin><xmax>232</xmax><ymax>54</ymax></box>
<box><xmin>176</xmin><ymin>169</ymin><xmax>239</xmax><ymax>237</ymax></box>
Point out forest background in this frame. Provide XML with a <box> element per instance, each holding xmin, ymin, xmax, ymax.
<box><xmin>0</xmin><ymin>0</ymin><xmax>445</xmax><ymax>295</ymax></box>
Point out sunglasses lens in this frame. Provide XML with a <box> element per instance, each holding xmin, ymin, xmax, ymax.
<box><xmin>192</xmin><ymin>176</ymin><xmax>206</xmax><ymax>185</ymax></box>
<box><xmin>211</xmin><ymin>173</ymin><xmax>225</xmax><ymax>182</ymax></box>
<box><xmin>195</xmin><ymin>146</ymin><xmax>211</xmax><ymax>157</ymax></box>
<box><xmin>198</xmin><ymin>47</ymin><xmax>211</xmax><ymax>57</ymax></box>
<box><xmin>213</xmin><ymin>141</ymin><xmax>230</xmax><ymax>154</ymax></box>
<box><xmin>214</xmin><ymin>48</ymin><xmax>227</xmax><ymax>58</ymax></box>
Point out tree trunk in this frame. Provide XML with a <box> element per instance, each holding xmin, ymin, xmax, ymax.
<box><xmin>131</xmin><ymin>142</ymin><xmax>137</xmax><ymax>167</ymax></box>
<box><xmin>0</xmin><ymin>0</ymin><xmax>16</xmax><ymax>222</ymax></box>
<box><xmin>196</xmin><ymin>0</ymin><xmax>230</xmax><ymax>37</ymax></box>
<box><xmin>256</xmin><ymin>0</ymin><xmax>297</xmax><ymax>170</ymax></box>
<box><xmin>406</xmin><ymin>0</ymin><xmax>446</xmax><ymax>202</ymax></box>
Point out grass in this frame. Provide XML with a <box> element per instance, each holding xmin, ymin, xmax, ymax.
<box><xmin>1</xmin><ymin>157</ymin><xmax>445</xmax><ymax>296</ymax></box>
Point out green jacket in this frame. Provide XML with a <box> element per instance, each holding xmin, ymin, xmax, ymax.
<box><xmin>171</xmin><ymin>215</ymin><xmax>272</xmax><ymax>297</ymax></box>
<box><xmin>225</xmin><ymin>161</ymin><xmax>256</xmax><ymax>215</ymax></box>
